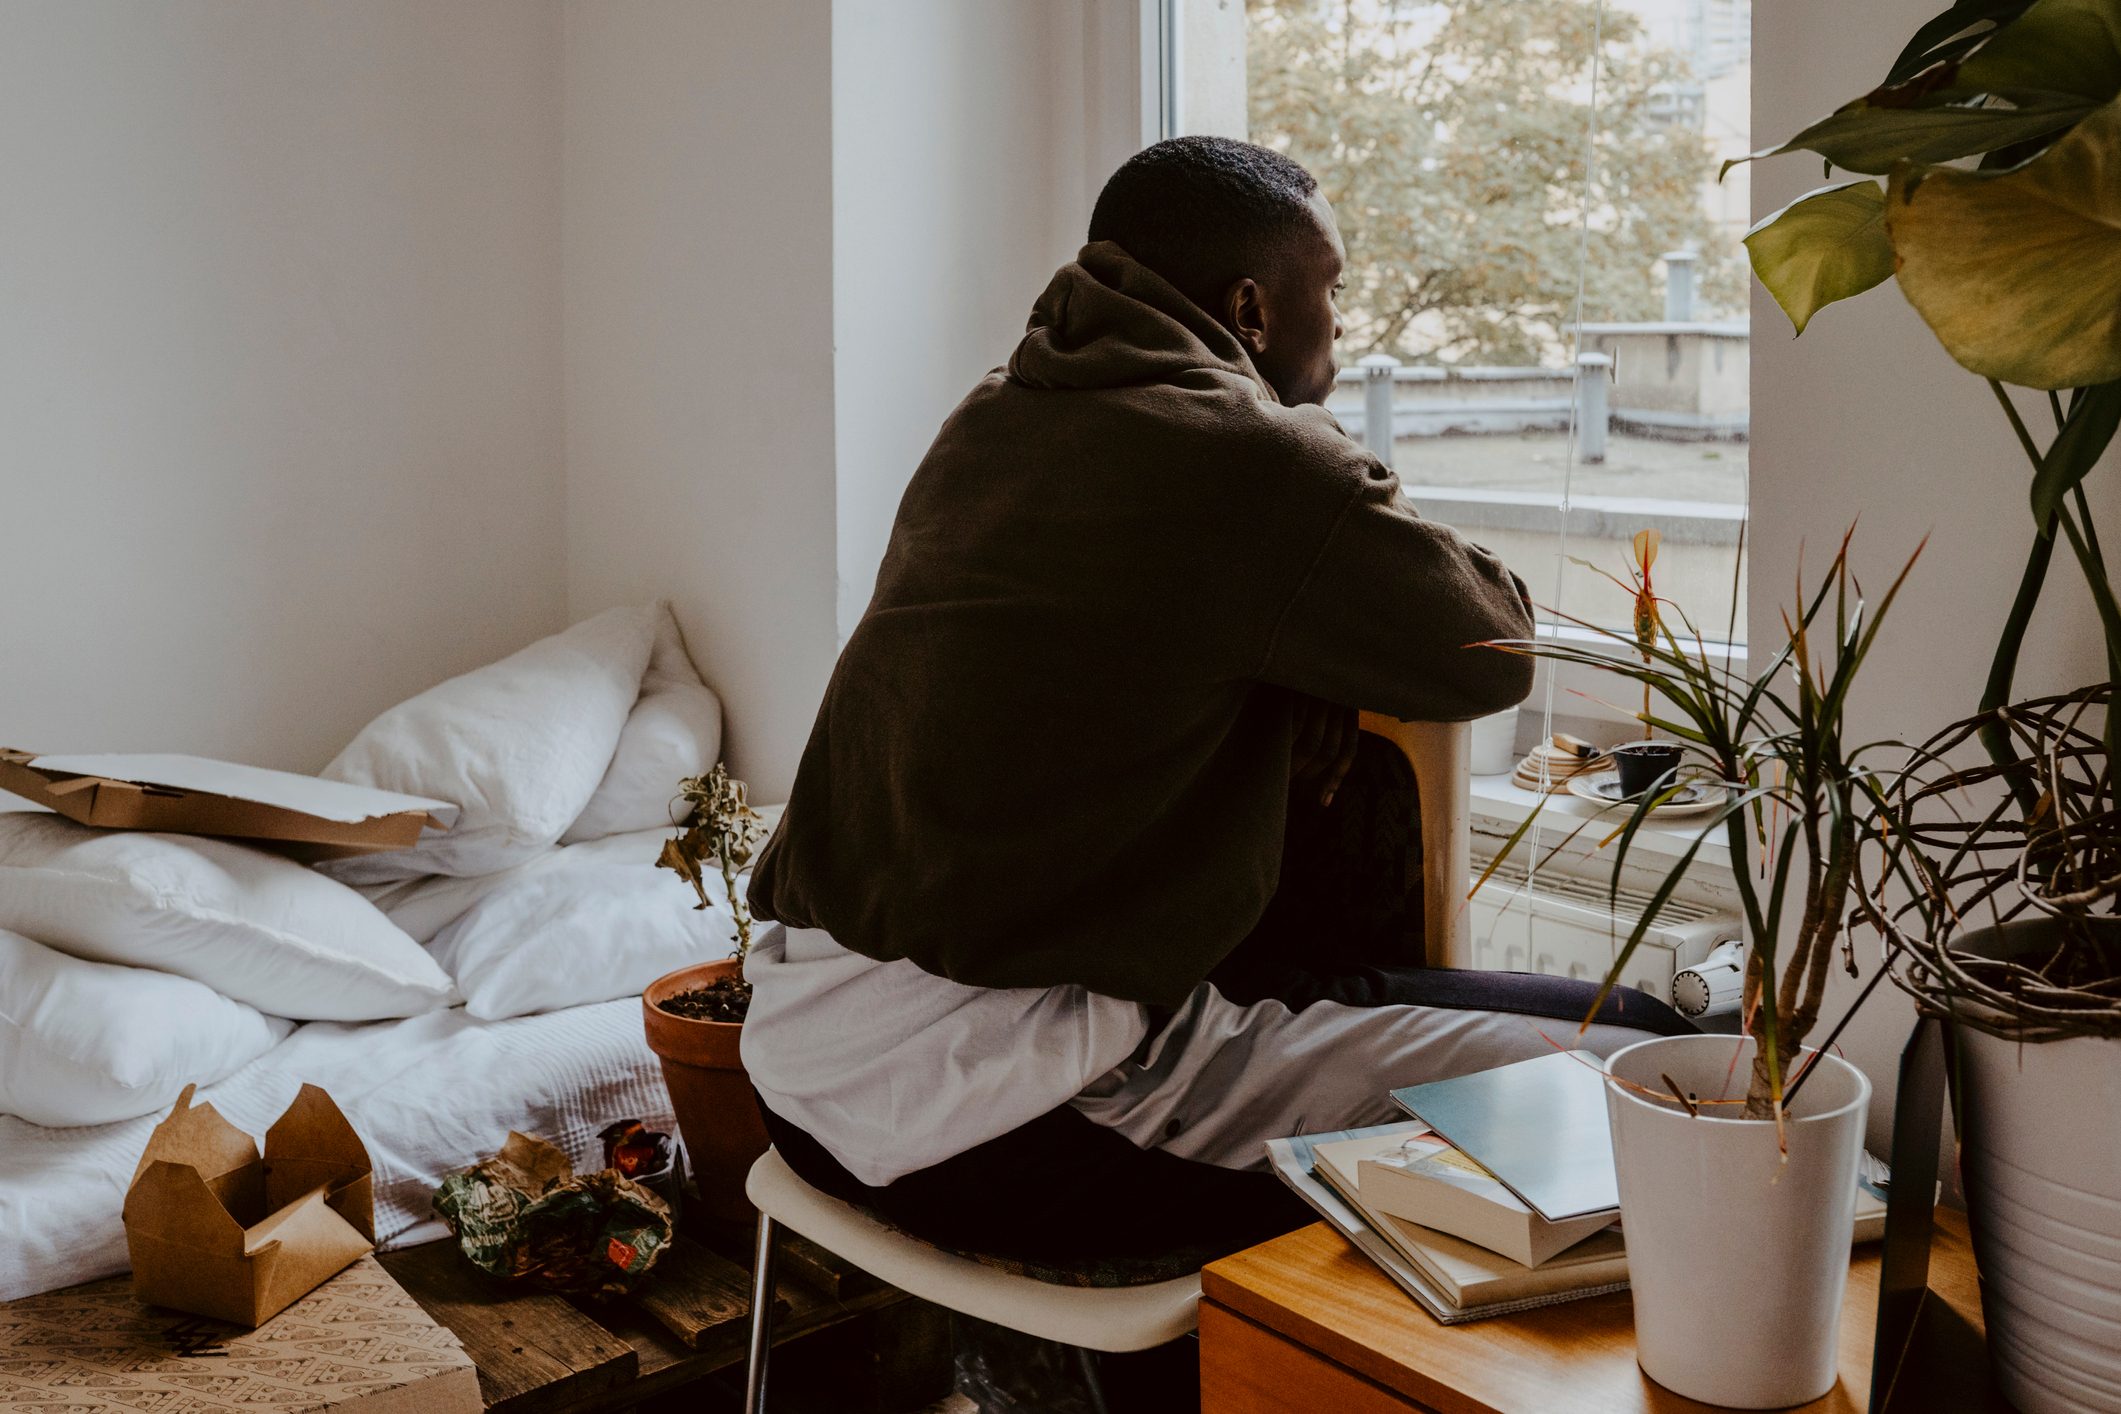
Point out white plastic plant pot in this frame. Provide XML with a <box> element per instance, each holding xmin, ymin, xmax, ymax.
<box><xmin>1604</xmin><ymin>1034</ymin><xmax>1870</xmax><ymax>1409</ymax></box>
<box><xmin>1951</xmin><ymin>920</ymin><xmax>2121</xmax><ymax>1414</ymax></box>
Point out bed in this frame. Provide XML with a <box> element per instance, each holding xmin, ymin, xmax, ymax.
<box><xmin>0</xmin><ymin>993</ymin><xmax>679</xmax><ymax>1302</ymax></box>
<box><xmin>0</xmin><ymin>602</ymin><xmax>737</xmax><ymax>1303</ymax></box>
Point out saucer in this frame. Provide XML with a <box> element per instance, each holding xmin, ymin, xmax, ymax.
<box><xmin>1565</xmin><ymin>772</ymin><xmax>1725</xmax><ymax>817</ymax></box>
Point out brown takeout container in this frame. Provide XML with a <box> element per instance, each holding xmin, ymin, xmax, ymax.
<box><xmin>0</xmin><ymin>748</ymin><xmax>452</xmax><ymax>858</ymax></box>
<box><xmin>122</xmin><ymin>1082</ymin><xmax>377</xmax><ymax>1327</ymax></box>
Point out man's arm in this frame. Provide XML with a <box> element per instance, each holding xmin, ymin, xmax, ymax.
<box><xmin>1260</xmin><ymin>477</ymin><xmax>1536</xmax><ymax>722</ymax></box>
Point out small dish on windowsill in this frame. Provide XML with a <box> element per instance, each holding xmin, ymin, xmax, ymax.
<box><xmin>1565</xmin><ymin>771</ymin><xmax>1727</xmax><ymax>818</ymax></box>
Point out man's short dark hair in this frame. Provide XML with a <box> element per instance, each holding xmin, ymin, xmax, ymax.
<box><xmin>1088</xmin><ymin>136</ymin><xmax>1323</xmax><ymax>309</ymax></box>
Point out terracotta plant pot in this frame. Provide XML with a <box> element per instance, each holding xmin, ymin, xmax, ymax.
<box><xmin>643</xmin><ymin>959</ymin><xmax>769</xmax><ymax>1224</ymax></box>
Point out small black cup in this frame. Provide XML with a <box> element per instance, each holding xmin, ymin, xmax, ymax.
<box><xmin>1612</xmin><ymin>740</ymin><xmax>1684</xmax><ymax>799</ymax></box>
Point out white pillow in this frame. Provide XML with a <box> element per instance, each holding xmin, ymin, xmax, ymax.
<box><xmin>0</xmin><ymin>814</ymin><xmax>454</xmax><ymax>1021</ymax></box>
<box><xmin>356</xmin><ymin>859</ymin><xmax>543</xmax><ymax>945</ymax></box>
<box><xmin>0</xmin><ymin>929</ymin><xmax>294</xmax><ymax>1127</ymax></box>
<box><xmin>563</xmin><ymin>604</ymin><xmax>723</xmax><ymax>844</ymax></box>
<box><xmin>428</xmin><ymin>854</ymin><xmax>735</xmax><ymax>1020</ymax></box>
<box><xmin>321</xmin><ymin>605</ymin><xmax>659</xmax><ymax>882</ymax></box>
<box><xmin>352</xmin><ymin>828</ymin><xmax>669</xmax><ymax>943</ymax></box>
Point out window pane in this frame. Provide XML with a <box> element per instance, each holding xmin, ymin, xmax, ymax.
<box><xmin>1235</xmin><ymin>0</ymin><xmax>1749</xmax><ymax>645</ymax></box>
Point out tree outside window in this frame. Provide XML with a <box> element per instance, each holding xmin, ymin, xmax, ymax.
<box><xmin>1196</xmin><ymin>0</ymin><xmax>1752</xmax><ymax>647</ymax></box>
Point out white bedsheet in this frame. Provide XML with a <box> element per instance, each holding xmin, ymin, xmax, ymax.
<box><xmin>0</xmin><ymin>996</ymin><xmax>676</xmax><ymax>1301</ymax></box>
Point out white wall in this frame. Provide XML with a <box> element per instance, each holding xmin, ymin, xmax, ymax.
<box><xmin>562</xmin><ymin>0</ymin><xmax>839</xmax><ymax>802</ymax></box>
<box><xmin>831</xmin><ymin>1</ymin><xmax>1136</xmax><ymax>638</ymax></box>
<box><xmin>1</xmin><ymin>0</ymin><xmax>1139</xmax><ymax>805</ymax></box>
<box><xmin>1752</xmin><ymin>0</ymin><xmax>2119</xmax><ymax>1148</ymax></box>
<box><xmin>0</xmin><ymin>1</ymin><xmax>568</xmax><ymax>774</ymax></box>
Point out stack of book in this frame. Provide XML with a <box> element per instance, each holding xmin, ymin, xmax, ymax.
<box><xmin>1267</xmin><ymin>1050</ymin><xmax>1890</xmax><ymax>1324</ymax></box>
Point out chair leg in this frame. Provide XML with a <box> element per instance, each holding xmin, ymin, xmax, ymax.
<box><xmin>1075</xmin><ymin>1344</ymin><xmax>1112</xmax><ymax>1414</ymax></box>
<box><xmin>743</xmin><ymin>1215</ymin><xmax>779</xmax><ymax>1413</ymax></box>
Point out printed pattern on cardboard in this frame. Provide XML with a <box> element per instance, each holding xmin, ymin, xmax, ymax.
<box><xmin>0</xmin><ymin>1256</ymin><xmax>475</xmax><ymax>1412</ymax></box>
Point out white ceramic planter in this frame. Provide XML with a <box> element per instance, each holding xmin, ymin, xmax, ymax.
<box><xmin>1950</xmin><ymin>921</ymin><xmax>2121</xmax><ymax>1413</ymax></box>
<box><xmin>1605</xmin><ymin>1034</ymin><xmax>1869</xmax><ymax>1409</ymax></box>
<box><xmin>1469</xmin><ymin>709</ymin><xmax>1519</xmax><ymax>776</ymax></box>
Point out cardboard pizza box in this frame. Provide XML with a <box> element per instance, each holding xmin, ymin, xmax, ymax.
<box><xmin>0</xmin><ymin>749</ymin><xmax>455</xmax><ymax>858</ymax></box>
<box><xmin>123</xmin><ymin>1084</ymin><xmax>376</xmax><ymax>1327</ymax></box>
<box><xmin>0</xmin><ymin>1254</ymin><xmax>481</xmax><ymax>1414</ymax></box>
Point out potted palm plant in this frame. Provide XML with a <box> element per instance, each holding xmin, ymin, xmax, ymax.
<box><xmin>643</xmin><ymin>764</ymin><xmax>771</xmax><ymax>1222</ymax></box>
<box><xmin>1483</xmin><ymin>533</ymin><xmax>1921</xmax><ymax>1407</ymax></box>
<box><xmin>1736</xmin><ymin>2</ymin><xmax>2120</xmax><ymax>1405</ymax></box>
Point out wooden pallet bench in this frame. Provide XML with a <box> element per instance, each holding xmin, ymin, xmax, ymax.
<box><xmin>380</xmin><ymin>1225</ymin><xmax>947</xmax><ymax>1414</ymax></box>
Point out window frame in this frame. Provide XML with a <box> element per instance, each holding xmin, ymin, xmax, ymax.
<box><xmin>1144</xmin><ymin>0</ymin><xmax>1179</xmax><ymax>144</ymax></box>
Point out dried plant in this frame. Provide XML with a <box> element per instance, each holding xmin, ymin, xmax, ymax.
<box><xmin>1862</xmin><ymin>686</ymin><xmax>2121</xmax><ymax>1041</ymax></box>
<box><xmin>655</xmin><ymin>764</ymin><xmax>769</xmax><ymax>959</ymax></box>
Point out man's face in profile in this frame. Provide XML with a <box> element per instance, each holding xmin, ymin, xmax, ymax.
<box><xmin>1252</xmin><ymin>190</ymin><xmax>1347</xmax><ymax>409</ymax></box>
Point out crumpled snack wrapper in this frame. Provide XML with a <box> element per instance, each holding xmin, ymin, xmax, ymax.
<box><xmin>433</xmin><ymin>1131</ymin><xmax>672</xmax><ymax>1295</ymax></box>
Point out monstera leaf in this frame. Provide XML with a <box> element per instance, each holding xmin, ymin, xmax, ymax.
<box><xmin>1886</xmin><ymin>96</ymin><xmax>2121</xmax><ymax>388</ymax></box>
<box><xmin>1723</xmin><ymin>91</ymin><xmax>2093</xmax><ymax>178</ymax></box>
<box><xmin>1744</xmin><ymin>182</ymin><xmax>1896</xmax><ymax>335</ymax></box>
<box><xmin>1729</xmin><ymin>0</ymin><xmax>2120</xmax><ymax>179</ymax></box>
<box><xmin>1884</xmin><ymin>0</ymin><xmax>2038</xmax><ymax>85</ymax></box>
<box><xmin>1956</xmin><ymin>0</ymin><xmax>2121</xmax><ymax>103</ymax></box>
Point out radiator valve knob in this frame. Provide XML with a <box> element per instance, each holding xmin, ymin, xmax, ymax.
<box><xmin>1672</xmin><ymin>939</ymin><xmax>1746</xmax><ymax>1018</ymax></box>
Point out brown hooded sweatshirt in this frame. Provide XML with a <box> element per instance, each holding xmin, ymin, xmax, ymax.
<box><xmin>748</xmin><ymin>243</ymin><xmax>1534</xmax><ymax>1007</ymax></box>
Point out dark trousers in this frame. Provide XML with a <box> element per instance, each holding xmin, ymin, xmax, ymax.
<box><xmin>764</xmin><ymin>735</ymin><xmax>1694</xmax><ymax>1268</ymax></box>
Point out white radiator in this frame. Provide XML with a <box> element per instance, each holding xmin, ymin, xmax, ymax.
<box><xmin>1466</xmin><ymin>850</ymin><xmax>1744</xmax><ymax>1018</ymax></box>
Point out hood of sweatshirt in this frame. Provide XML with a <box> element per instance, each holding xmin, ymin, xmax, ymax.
<box><xmin>1007</xmin><ymin>242</ymin><xmax>1277</xmax><ymax>402</ymax></box>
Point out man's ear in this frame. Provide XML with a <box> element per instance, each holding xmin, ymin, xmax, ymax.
<box><xmin>1222</xmin><ymin>278</ymin><xmax>1269</xmax><ymax>357</ymax></box>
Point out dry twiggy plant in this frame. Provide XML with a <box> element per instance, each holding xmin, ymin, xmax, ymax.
<box><xmin>1863</xmin><ymin>686</ymin><xmax>2121</xmax><ymax>1042</ymax></box>
<box><xmin>656</xmin><ymin>764</ymin><xmax>769</xmax><ymax>960</ymax></box>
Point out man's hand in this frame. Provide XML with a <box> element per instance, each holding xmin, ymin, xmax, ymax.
<box><xmin>1289</xmin><ymin>694</ymin><xmax>1358</xmax><ymax>807</ymax></box>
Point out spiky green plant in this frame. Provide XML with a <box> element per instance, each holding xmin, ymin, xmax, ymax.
<box><xmin>1481</xmin><ymin>532</ymin><xmax>1924</xmax><ymax>1126</ymax></box>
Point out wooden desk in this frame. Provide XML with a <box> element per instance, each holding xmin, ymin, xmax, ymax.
<box><xmin>1200</xmin><ymin>1209</ymin><xmax>2000</xmax><ymax>1414</ymax></box>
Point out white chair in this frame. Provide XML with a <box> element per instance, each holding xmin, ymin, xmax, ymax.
<box><xmin>1359</xmin><ymin>713</ymin><xmax>1471</xmax><ymax>969</ymax></box>
<box><xmin>740</xmin><ymin>717</ymin><xmax>1471</xmax><ymax>1411</ymax></box>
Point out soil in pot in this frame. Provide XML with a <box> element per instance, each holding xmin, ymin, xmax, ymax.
<box><xmin>656</xmin><ymin>977</ymin><xmax>751</xmax><ymax>1023</ymax></box>
<box><xmin>643</xmin><ymin>960</ymin><xmax>769</xmax><ymax>1225</ymax></box>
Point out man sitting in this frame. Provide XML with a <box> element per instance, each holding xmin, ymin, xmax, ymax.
<box><xmin>744</xmin><ymin>136</ymin><xmax>1689</xmax><ymax>1267</ymax></box>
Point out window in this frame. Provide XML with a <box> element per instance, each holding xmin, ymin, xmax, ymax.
<box><xmin>1174</xmin><ymin>0</ymin><xmax>1751</xmax><ymax>660</ymax></box>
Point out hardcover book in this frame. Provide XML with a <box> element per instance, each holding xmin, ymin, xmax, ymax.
<box><xmin>1315</xmin><ymin>1128</ymin><xmax>1617</xmax><ymax>1267</ymax></box>
<box><xmin>1390</xmin><ymin>1049</ymin><xmax>1620</xmax><ymax>1221</ymax></box>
